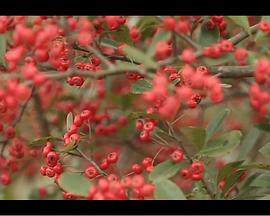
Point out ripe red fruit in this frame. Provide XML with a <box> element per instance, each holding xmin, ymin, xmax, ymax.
<box><xmin>132</xmin><ymin>163</ymin><xmax>143</xmax><ymax>174</ymax></box>
<box><xmin>42</xmin><ymin>142</ymin><xmax>53</xmax><ymax>158</ymax></box>
<box><xmin>143</xmin><ymin>121</ymin><xmax>155</xmax><ymax>132</ymax></box>
<box><xmin>100</xmin><ymin>159</ymin><xmax>109</xmax><ymax>170</ymax></box>
<box><xmin>84</xmin><ymin>166</ymin><xmax>98</xmax><ymax>179</ymax></box>
<box><xmin>0</xmin><ymin>172</ymin><xmax>11</xmax><ymax>185</ymax></box>
<box><xmin>46</xmin><ymin>151</ymin><xmax>59</xmax><ymax>167</ymax></box>
<box><xmin>191</xmin><ymin>161</ymin><xmax>205</xmax><ymax>174</ymax></box>
<box><xmin>155</xmin><ymin>41</ymin><xmax>172</xmax><ymax>60</ymax></box>
<box><xmin>142</xmin><ymin>157</ymin><xmax>153</xmax><ymax>168</ymax></box>
<box><xmin>191</xmin><ymin>172</ymin><xmax>203</xmax><ymax>181</ymax></box>
<box><xmin>163</xmin><ymin>17</ymin><xmax>176</xmax><ymax>30</ymax></box>
<box><xmin>107</xmin><ymin>152</ymin><xmax>119</xmax><ymax>164</ymax></box>
<box><xmin>181</xmin><ymin>48</ymin><xmax>196</xmax><ymax>64</ymax></box>
<box><xmin>139</xmin><ymin>130</ymin><xmax>150</xmax><ymax>142</ymax></box>
<box><xmin>5</xmin><ymin>127</ymin><xmax>16</xmax><ymax>139</ymax></box>
<box><xmin>170</xmin><ymin>149</ymin><xmax>184</xmax><ymax>162</ymax></box>
<box><xmin>136</xmin><ymin>119</ymin><xmax>144</xmax><ymax>130</ymax></box>
<box><xmin>129</xmin><ymin>27</ymin><xmax>140</xmax><ymax>42</ymax></box>
<box><xmin>180</xmin><ymin>168</ymin><xmax>191</xmax><ymax>179</ymax></box>
<box><xmin>45</xmin><ymin>167</ymin><xmax>55</xmax><ymax>178</ymax></box>
<box><xmin>131</xmin><ymin>175</ymin><xmax>145</xmax><ymax>188</ymax></box>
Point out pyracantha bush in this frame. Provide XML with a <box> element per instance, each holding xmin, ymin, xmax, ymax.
<box><xmin>0</xmin><ymin>15</ymin><xmax>270</xmax><ymax>200</ymax></box>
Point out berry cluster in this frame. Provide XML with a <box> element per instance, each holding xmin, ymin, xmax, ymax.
<box><xmin>40</xmin><ymin>142</ymin><xmax>63</xmax><ymax>178</ymax></box>
<box><xmin>180</xmin><ymin>161</ymin><xmax>205</xmax><ymax>181</ymax></box>
<box><xmin>249</xmin><ymin>58</ymin><xmax>270</xmax><ymax>118</ymax></box>
<box><xmin>206</xmin><ymin>16</ymin><xmax>227</xmax><ymax>36</ymax></box>
<box><xmin>88</xmin><ymin>174</ymin><xmax>154</xmax><ymax>200</ymax></box>
<box><xmin>136</xmin><ymin>119</ymin><xmax>157</xmax><ymax>142</ymax></box>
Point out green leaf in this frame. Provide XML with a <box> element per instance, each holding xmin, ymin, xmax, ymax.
<box><xmin>59</xmin><ymin>172</ymin><xmax>91</xmax><ymax>196</ymax></box>
<box><xmin>237</xmin><ymin>127</ymin><xmax>260</xmax><ymax>160</ymax></box>
<box><xmin>205</xmin><ymin>108</ymin><xmax>231</xmax><ymax>142</ymax></box>
<box><xmin>180</xmin><ymin>127</ymin><xmax>206</xmax><ymax>151</ymax></box>
<box><xmin>227</xmin><ymin>16</ymin><xmax>250</xmax><ymax>34</ymax></box>
<box><xmin>0</xmin><ymin>34</ymin><xmax>7</xmax><ymax>67</ymax></box>
<box><xmin>251</xmin><ymin>173</ymin><xmax>270</xmax><ymax>188</ymax></box>
<box><xmin>259</xmin><ymin>143</ymin><xmax>270</xmax><ymax>160</ymax></box>
<box><xmin>100</xmin><ymin>37</ymin><xmax>119</xmax><ymax>48</ymax></box>
<box><xmin>115</xmin><ymin>61</ymin><xmax>142</xmax><ymax>71</ymax></box>
<box><xmin>123</xmin><ymin>45</ymin><xmax>158</xmax><ymax>69</ymax></box>
<box><xmin>131</xmin><ymin>79</ymin><xmax>153</xmax><ymax>94</ymax></box>
<box><xmin>146</xmin><ymin>30</ymin><xmax>171</xmax><ymax>58</ymax></box>
<box><xmin>137</xmin><ymin>16</ymin><xmax>159</xmax><ymax>31</ymax></box>
<box><xmin>114</xmin><ymin>25</ymin><xmax>133</xmax><ymax>45</ymax></box>
<box><xmin>255</xmin><ymin>16</ymin><xmax>270</xmax><ymax>43</ymax></box>
<box><xmin>66</xmin><ymin>112</ymin><xmax>73</xmax><ymax>131</ymax></box>
<box><xmin>217</xmin><ymin>160</ymin><xmax>245</xmax><ymax>182</ymax></box>
<box><xmin>255</xmin><ymin>123</ymin><xmax>270</xmax><ymax>132</ymax></box>
<box><xmin>29</xmin><ymin>136</ymin><xmax>62</xmax><ymax>146</ymax></box>
<box><xmin>199</xmin><ymin>130</ymin><xmax>242</xmax><ymax>157</ymax></box>
<box><xmin>223</xmin><ymin>169</ymin><xmax>246</xmax><ymax>194</ymax></box>
<box><xmin>197</xmin><ymin>22</ymin><xmax>220</xmax><ymax>47</ymax></box>
<box><xmin>149</xmin><ymin>160</ymin><xmax>188</xmax><ymax>182</ymax></box>
<box><xmin>154</xmin><ymin>179</ymin><xmax>186</xmax><ymax>200</ymax></box>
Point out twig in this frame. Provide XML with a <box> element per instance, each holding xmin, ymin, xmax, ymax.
<box><xmin>0</xmin><ymin>87</ymin><xmax>35</xmax><ymax>155</ymax></box>
<box><xmin>76</xmin><ymin>148</ymin><xmax>107</xmax><ymax>176</ymax></box>
<box><xmin>32</xmin><ymin>92</ymin><xmax>50</xmax><ymax>137</ymax></box>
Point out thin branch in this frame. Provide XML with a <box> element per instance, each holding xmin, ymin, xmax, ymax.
<box><xmin>0</xmin><ymin>87</ymin><xmax>35</xmax><ymax>155</ymax></box>
<box><xmin>32</xmin><ymin>92</ymin><xmax>50</xmax><ymax>137</ymax></box>
<box><xmin>209</xmin><ymin>65</ymin><xmax>254</xmax><ymax>78</ymax></box>
<box><xmin>76</xmin><ymin>148</ymin><xmax>107</xmax><ymax>176</ymax></box>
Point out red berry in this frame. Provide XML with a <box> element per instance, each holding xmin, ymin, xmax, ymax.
<box><xmin>45</xmin><ymin>167</ymin><xmax>55</xmax><ymax>178</ymax></box>
<box><xmin>107</xmin><ymin>152</ymin><xmax>118</xmax><ymax>164</ymax></box>
<box><xmin>163</xmin><ymin>17</ymin><xmax>176</xmax><ymax>30</ymax></box>
<box><xmin>136</xmin><ymin>119</ymin><xmax>144</xmax><ymax>130</ymax></box>
<box><xmin>180</xmin><ymin>168</ymin><xmax>191</xmax><ymax>179</ymax></box>
<box><xmin>85</xmin><ymin>166</ymin><xmax>98</xmax><ymax>179</ymax></box>
<box><xmin>170</xmin><ymin>149</ymin><xmax>184</xmax><ymax>163</ymax></box>
<box><xmin>132</xmin><ymin>163</ymin><xmax>143</xmax><ymax>174</ymax></box>
<box><xmin>143</xmin><ymin>121</ymin><xmax>155</xmax><ymax>132</ymax></box>
<box><xmin>191</xmin><ymin>172</ymin><xmax>203</xmax><ymax>181</ymax></box>
<box><xmin>191</xmin><ymin>161</ymin><xmax>204</xmax><ymax>174</ymax></box>
<box><xmin>5</xmin><ymin>127</ymin><xmax>16</xmax><ymax>139</ymax></box>
<box><xmin>100</xmin><ymin>159</ymin><xmax>109</xmax><ymax>170</ymax></box>
<box><xmin>0</xmin><ymin>172</ymin><xmax>11</xmax><ymax>185</ymax></box>
<box><xmin>142</xmin><ymin>157</ymin><xmax>153</xmax><ymax>168</ymax></box>
<box><xmin>46</xmin><ymin>151</ymin><xmax>59</xmax><ymax>167</ymax></box>
<box><xmin>40</xmin><ymin>165</ymin><xmax>47</xmax><ymax>176</ymax></box>
<box><xmin>139</xmin><ymin>130</ymin><xmax>150</xmax><ymax>142</ymax></box>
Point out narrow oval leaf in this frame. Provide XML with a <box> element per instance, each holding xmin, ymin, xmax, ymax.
<box><xmin>131</xmin><ymin>79</ymin><xmax>153</xmax><ymax>94</ymax></box>
<box><xmin>237</xmin><ymin>127</ymin><xmax>260</xmax><ymax>160</ymax></box>
<box><xmin>217</xmin><ymin>160</ymin><xmax>244</xmax><ymax>182</ymax></box>
<box><xmin>30</xmin><ymin>136</ymin><xmax>62</xmax><ymax>146</ymax></box>
<box><xmin>206</xmin><ymin>108</ymin><xmax>231</xmax><ymax>142</ymax></box>
<box><xmin>149</xmin><ymin>160</ymin><xmax>188</xmax><ymax>182</ymax></box>
<box><xmin>123</xmin><ymin>45</ymin><xmax>158</xmax><ymax>69</ymax></box>
<box><xmin>66</xmin><ymin>112</ymin><xmax>73</xmax><ymax>131</ymax></box>
<box><xmin>147</xmin><ymin>30</ymin><xmax>171</xmax><ymax>58</ymax></box>
<box><xmin>197</xmin><ymin>22</ymin><xmax>220</xmax><ymax>47</ymax></box>
<box><xmin>259</xmin><ymin>143</ymin><xmax>270</xmax><ymax>160</ymax></box>
<box><xmin>200</xmin><ymin>130</ymin><xmax>242</xmax><ymax>157</ymax></box>
<box><xmin>0</xmin><ymin>34</ymin><xmax>7</xmax><ymax>67</ymax></box>
<box><xmin>180</xmin><ymin>127</ymin><xmax>206</xmax><ymax>151</ymax></box>
<box><xmin>154</xmin><ymin>179</ymin><xmax>186</xmax><ymax>200</ymax></box>
<box><xmin>59</xmin><ymin>172</ymin><xmax>91</xmax><ymax>196</ymax></box>
<box><xmin>227</xmin><ymin>16</ymin><xmax>250</xmax><ymax>34</ymax></box>
<box><xmin>251</xmin><ymin>173</ymin><xmax>270</xmax><ymax>188</ymax></box>
<box><xmin>223</xmin><ymin>169</ymin><xmax>246</xmax><ymax>194</ymax></box>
